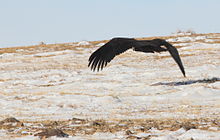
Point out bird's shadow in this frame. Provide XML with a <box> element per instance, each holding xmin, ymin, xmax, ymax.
<box><xmin>151</xmin><ymin>77</ymin><xmax>220</xmax><ymax>86</ymax></box>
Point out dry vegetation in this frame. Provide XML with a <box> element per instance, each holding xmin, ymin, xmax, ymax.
<box><xmin>1</xmin><ymin>33</ymin><xmax>219</xmax><ymax>55</ymax></box>
<box><xmin>0</xmin><ymin>33</ymin><xmax>219</xmax><ymax>139</ymax></box>
<box><xmin>0</xmin><ymin>117</ymin><xmax>219</xmax><ymax>139</ymax></box>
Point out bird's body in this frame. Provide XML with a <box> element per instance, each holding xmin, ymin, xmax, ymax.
<box><xmin>88</xmin><ymin>37</ymin><xmax>186</xmax><ymax>77</ymax></box>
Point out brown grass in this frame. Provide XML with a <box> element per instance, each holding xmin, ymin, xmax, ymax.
<box><xmin>1</xmin><ymin>33</ymin><xmax>219</xmax><ymax>55</ymax></box>
<box><xmin>0</xmin><ymin>117</ymin><xmax>219</xmax><ymax>139</ymax></box>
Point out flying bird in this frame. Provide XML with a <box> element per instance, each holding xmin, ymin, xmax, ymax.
<box><xmin>88</xmin><ymin>38</ymin><xmax>186</xmax><ymax>77</ymax></box>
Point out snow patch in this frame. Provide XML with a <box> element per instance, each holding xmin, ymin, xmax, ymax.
<box><xmin>76</xmin><ymin>41</ymin><xmax>90</xmax><ymax>46</ymax></box>
<box><xmin>167</xmin><ymin>36</ymin><xmax>207</xmax><ymax>42</ymax></box>
<box><xmin>96</xmin><ymin>42</ymin><xmax>105</xmax><ymax>47</ymax></box>
<box><xmin>0</xmin><ymin>33</ymin><xmax>220</xmax><ymax>139</ymax></box>
<box><xmin>33</xmin><ymin>50</ymin><xmax>73</xmax><ymax>57</ymax></box>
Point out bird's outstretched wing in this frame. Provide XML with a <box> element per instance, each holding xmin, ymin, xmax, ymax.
<box><xmin>88</xmin><ymin>38</ymin><xmax>137</xmax><ymax>71</ymax></box>
<box><xmin>159</xmin><ymin>40</ymin><xmax>186</xmax><ymax>77</ymax></box>
<box><xmin>136</xmin><ymin>39</ymin><xmax>185</xmax><ymax>76</ymax></box>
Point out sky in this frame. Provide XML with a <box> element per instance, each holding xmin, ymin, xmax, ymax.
<box><xmin>0</xmin><ymin>0</ymin><xmax>220</xmax><ymax>47</ymax></box>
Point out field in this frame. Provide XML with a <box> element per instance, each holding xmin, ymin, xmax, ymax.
<box><xmin>0</xmin><ymin>33</ymin><xmax>220</xmax><ymax>139</ymax></box>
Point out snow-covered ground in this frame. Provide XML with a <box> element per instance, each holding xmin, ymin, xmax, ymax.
<box><xmin>0</xmin><ymin>34</ymin><xmax>219</xmax><ymax>139</ymax></box>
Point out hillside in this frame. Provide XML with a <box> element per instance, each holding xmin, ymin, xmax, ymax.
<box><xmin>0</xmin><ymin>33</ymin><xmax>220</xmax><ymax>139</ymax></box>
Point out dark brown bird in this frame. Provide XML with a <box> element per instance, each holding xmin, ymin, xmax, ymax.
<box><xmin>88</xmin><ymin>38</ymin><xmax>186</xmax><ymax>77</ymax></box>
